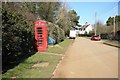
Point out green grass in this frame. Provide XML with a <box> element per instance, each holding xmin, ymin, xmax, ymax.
<box><xmin>2</xmin><ymin>53</ymin><xmax>61</xmax><ymax>78</ymax></box>
<box><xmin>2</xmin><ymin>38</ymin><xmax>74</xmax><ymax>78</ymax></box>
<box><xmin>47</xmin><ymin>38</ymin><xmax>74</xmax><ymax>54</ymax></box>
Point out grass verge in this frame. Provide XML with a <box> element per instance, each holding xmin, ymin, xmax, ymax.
<box><xmin>47</xmin><ymin>38</ymin><xmax>74</xmax><ymax>54</ymax></box>
<box><xmin>103</xmin><ymin>40</ymin><xmax>120</xmax><ymax>48</ymax></box>
<box><xmin>2</xmin><ymin>38</ymin><xmax>74</xmax><ymax>78</ymax></box>
<box><xmin>2</xmin><ymin>52</ymin><xmax>61</xmax><ymax>78</ymax></box>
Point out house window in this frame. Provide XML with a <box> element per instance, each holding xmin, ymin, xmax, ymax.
<box><xmin>79</xmin><ymin>28</ymin><xmax>82</xmax><ymax>31</ymax></box>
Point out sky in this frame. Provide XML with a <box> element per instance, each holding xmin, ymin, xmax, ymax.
<box><xmin>68</xmin><ymin>2</ymin><xmax>119</xmax><ymax>25</ymax></box>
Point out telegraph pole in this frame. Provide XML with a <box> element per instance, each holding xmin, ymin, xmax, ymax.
<box><xmin>113</xmin><ymin>5</ymin><xmax>117</xmax><ymax>37</ymax></box>
<box><xmin>113</xmin><ymin>16</ymin><xmax>115</xmax><ymax>36</ymax></box>
<box><xmin>95</xmin><ymin>12</ymin><xmax>97</xmax><ymax>35</ymax></box>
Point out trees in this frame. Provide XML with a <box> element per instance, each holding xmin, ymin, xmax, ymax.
<box><xmin>106</xmin><ymin>17</ymin><xmax>114</xmax><ymax>26</ymax></box>
<box><xmin>96</xmin><ymin>15</ymin><xmax>120</xmax><ymax>35</ymax></box>
<box><xmin>106</xmin><ymin>15</ymin><xmax>120</xmax><ymax>32</ymax></box>
<box><xmin>34</xmin><ymin>2</ymin><xmax>61</xmax><ymax>23</ymax></box>
<box><xmin>21</xmin><ymin>2</ymin><xmax>80</xmax><ymax>36</ymax></box>
<box><xmin>95</xmin><ymin>15</ymin><xmax>120</xmax><ymax>40</ymax></box>
<box><xmin>115</xmin><ymin>16</ymin><xmax>120</xmax><ymax>31</ymax></box>
<box><xmin>2</xmin><ymin>2</ymin><xmax>80</xmax><ymax>72</ymax></box>
<box><xmin>56</xmin><ymin>8</ymin><xmax>80</xmax><ymax>36</ymax></box>
<box><xmin>56</xmin><ymin>6</ymin><xmax>70</xmax><ymax>36</ymax></box>
<box><xmin>68</xmin><ymin>10</ymin><xmax>80</xmax><ymax>27</ymax></box>
<box><xmin>96</xmin><ymin>22</ymin><xmax>107</xmax><ymax>35</ymax></box>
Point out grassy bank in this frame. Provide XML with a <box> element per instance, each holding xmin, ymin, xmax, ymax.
<box><xmin>47</xmin><ymin>38</ymin><xmax>74</xmax><ymax>54</ymax></box>
<box><xmin>2</xmin><ymin>53</ymin><xmax>61</xmax><ymax>78</ymax></box>
<box><xmin>2</xmin><ymin>38</ymin><xmax>74</xmax><ymax>78</ymax></box>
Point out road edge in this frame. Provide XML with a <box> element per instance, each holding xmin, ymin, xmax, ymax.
<box><xmin>103</xmin><ymin>42</ymin><xmax>120</xmax><ymax>48</ymax></box>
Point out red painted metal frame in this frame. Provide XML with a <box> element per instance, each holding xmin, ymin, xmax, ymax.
<box><xmin>34</xmin><ymin>20</ymin><xmax>48</xmax><ymax>51</ymax></box>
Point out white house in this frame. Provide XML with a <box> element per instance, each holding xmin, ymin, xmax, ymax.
<box><xmin>75</xmin><ymin>22</ymin><xmax>94</xmax><ymax>34</ymax></box>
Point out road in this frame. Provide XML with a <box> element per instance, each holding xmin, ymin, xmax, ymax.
<box><xmin>52</xmin><ymin>37</ymin><xmax>118</xmax><ymax>78</ymax></box>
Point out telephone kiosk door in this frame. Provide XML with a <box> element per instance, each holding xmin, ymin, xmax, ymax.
<box><xmin>34</xmin><ymin>20</ymin><xmax>48</xmax><ymax>51</ymax></box>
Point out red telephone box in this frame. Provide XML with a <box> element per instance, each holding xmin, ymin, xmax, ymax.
<box><xmin>34</xmin><ymin>20</ymin><xmax>48</xmax><ymax>51</ymax></box>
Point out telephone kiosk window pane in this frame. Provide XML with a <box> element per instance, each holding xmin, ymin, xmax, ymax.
<box><xmin>38</xmin><ymin>38</ymin><xmax>43</xmax><ymax>44</ymax></box>
<box><xmin>37</xmin><ymin>28</ymin><xmax>42</xmax><ymax>34</ymax></box>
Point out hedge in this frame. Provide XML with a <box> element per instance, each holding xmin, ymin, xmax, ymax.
<box><xmin>2</xmin><ymin>7</ymin><xmax>36</xmax><ymax>73</ymax></box>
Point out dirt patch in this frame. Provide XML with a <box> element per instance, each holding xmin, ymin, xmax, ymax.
<box><xmin>32</xmin><ymin>62</ymin><xmax>49</xmax><ymax>68</ymax></box>
<box><xmin>11</xmin><ymin>76</ymin><xmax>16</xmax><ymax>79</ymax></box>
<box><xmin>54</xmin><ymin>44</ymin><xmax>63</xmax><ymax>49</ymax></box>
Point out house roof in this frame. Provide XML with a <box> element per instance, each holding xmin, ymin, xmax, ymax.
<box><xmin>81</xmin><ymin>24</ymin><xmax>90</xmax><ymax>29</ymax></box>
<box><xmin>74</xmin><ymin>23</ymin><xmax>93</xmax><ymax>30</ymax></box>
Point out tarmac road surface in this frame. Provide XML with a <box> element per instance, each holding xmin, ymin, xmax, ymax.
<box><xmin>52</xmin><ymin>37</ymin><xmax>118</xmax><ymax>78</ymax></box>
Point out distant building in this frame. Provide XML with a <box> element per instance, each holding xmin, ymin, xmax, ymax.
<box><xmin>74</xmin><ymin>22</ymin><xmax>94</xmax><ymax>34</ymax></box>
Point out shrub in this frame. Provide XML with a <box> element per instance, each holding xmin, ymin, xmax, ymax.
<box><xmin>2</xmin><ymin>7</ymin><xmax>36</xmax><ymax>73</ymax></box>
<box><xmin>47</xmin><ymin>22</ymin><xmax>65</xmax><ymax>44</ymax></box>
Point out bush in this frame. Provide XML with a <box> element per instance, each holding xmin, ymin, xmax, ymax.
<box><xmin>2</xmin><ymin>7</ymin><xmax>36</xmax><ymax>73</ymax></box>
<box><xmin>47</xmin><ymin>22</ymin><xmax>65</xmax><ymax>44</ymax></box>
<box><xmin>78</xmin><ymin>33</ymin><xmax>93</xmax><ymax>37</ymax></box>
<box><xmin>100</xmin><ymin>33</ymin><xmax>109</xmax><ymax>39</ymax></box>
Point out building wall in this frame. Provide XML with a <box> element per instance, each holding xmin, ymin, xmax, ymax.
<box><xmin>79</xmin><ymin>25</ymin><xmax>93</xmax><ymax>34</ymax></box>
<box><xmin>74</xmin><ymin>24</ymin><xmax>93</xmax><ymax>34</ymax></box>
<box><xmin>85</xmin><ymin>25</ymin><xmax>93</xmax><ymax>34</ymax></box>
